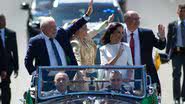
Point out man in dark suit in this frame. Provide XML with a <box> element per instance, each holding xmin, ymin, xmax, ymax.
<box><xmin>0</xmin><ymin>14</ymin><xmax>19</xmax><ymax>104</ymax></box>
<box><xmin>24</xmin><ymin>0</ymin><xmax>93</xmax><ymax>80</ymax></box>
<box><xmin>166</xmin><ymin>4</ymin><xmax>185</xmax><ymax>104</ymax></box>
<box><xmin>0</xmin><ymin>23</ymin><xmax>7</xmax><ymax>82</ymax></box>
<box><xmin>0</xmin><ymin>23</ymin><xmax>7</xmax><ymax>104</ymax></box>
<box><xmin>122</xmin><ymin>10</ymin><xmax>166</xmax><ymax>95</ymax></box>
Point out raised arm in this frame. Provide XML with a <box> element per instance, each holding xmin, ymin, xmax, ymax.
<box><xmin>64</xmin><ymin>0</ymin><xmax>94</xmax><ymax>39</ymax></box>
<box><xmin>70</xmin><ymin>40</ymin><xmax>82</xmax><ymax>65</ymax></box>
<box><xmin>85</xmin><ymin>0</ymin><xmax>93</xmax><ymax>17</ymax></box>
<box><xmin>154</xmin><ymin>24</ymin><xmax>166</xmax><ymax>50</ymax></box>
<box><xmin>88</xmin><ymin>14</ymin><xmax>114</xmax><ymax>38</ymax></box>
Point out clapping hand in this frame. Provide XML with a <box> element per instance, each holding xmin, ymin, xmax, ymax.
<box><xmin>158</xmin><ymin>24</ymin><xmax>165</xmax><ymax>39</ymax></box>
<box><xmin>107</xmin><ymin>14</ymin><xmax>114</xmax><ymax>23</ymax></box>
<box><xmin>85</xmin><ymin>0</ymin><xmax>93</xmax><ymax>16</ymax></box>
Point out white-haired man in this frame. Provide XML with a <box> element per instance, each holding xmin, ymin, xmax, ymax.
<box><xmin>24</xmin><ymin>0</ymin><xmax>93</xmax><ymax>82</ymax></box>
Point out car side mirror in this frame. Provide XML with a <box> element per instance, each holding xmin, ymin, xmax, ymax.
<box><xmin>21</xmin><ymin>2</ymin><xmax>30</xmax><ymax>10</ymax></box>
<box><xmin>146</xmin><ymin>75</ymin><xmax>155</xmax><ymax>95</ymax></box>
<box><xmin>147</xmin><ymin>75</ymin><xmax>152</xmax><ymax>86</ymax></box>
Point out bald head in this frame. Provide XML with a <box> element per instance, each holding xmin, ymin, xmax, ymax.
<box><xmin>124</xmin><ymin>10</ymin><xmax>140</xmax><ymax>32</ymax></box>
<box><xmin>54</xmin><ymin>72</ymin><xmax>69</xmax><ymax>83</ymax></box>
<box><xmin>40</xmin><ymin>17</ymin><xmax>57</xmax><ymax>38</ymax></box>
<box><xmin>124</xmin><ymin>11</ymin><xmax>139</xmax><ymax>21</ymax></box>
<box><xmin>40</xmin><ymin>17</ymin><xmax>55</xmax><ymax>28</ymax></box>
<box><xmin>54</xmin><ymin>72</ymin><xmax>69</xmax><ymax>93</ymax></box>
<box><xmin>0</xmin><ymin>14</ymin><xmax>6</xmax><ymax>29</ymax></box>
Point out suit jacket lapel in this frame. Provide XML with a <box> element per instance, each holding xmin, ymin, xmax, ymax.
<box><xmin>173</xmin><ymin>21</ymin><xmax>178</xmax><ymax>47</ymax></box>
<box><xmin>138</xmin><ymin>28</ymin><xmax>144</xmax><ymax>64</ymax></box>
<box><xmin>122</xmin><ymin>28</ymin><xmax>127</xmax><ymax>42</ymax></box>
<box><xmin>38</xmin><ymin>34</ymin><xmax>50</xmax><ymax>66</ymax></box>
<box><xmin>138</xmin><ymin>28</ymin><xmax>144</xmax><ymax>45</ymax></box>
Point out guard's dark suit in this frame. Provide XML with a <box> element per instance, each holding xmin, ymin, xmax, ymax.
<box><xmin>166</xmin><ymin>21</ymin><xmax>185</xmax><ymax>101</ymax></box>
<box><xmin>0</xmin><ymin>28</ymin><xmax>19</xmax><ymax>104</ymax></box>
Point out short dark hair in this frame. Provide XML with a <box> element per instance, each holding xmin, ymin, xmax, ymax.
<box><xmin>178</xmin><ymin>4</ymin><xmax>185</xmax><ymax>9</ymax></box>
<box><xmin>0</xmin><ymin>14</ymin><xmax>5</xmax><ymax>19</ymax></box>
<box><xmin>101</xmin><ymin>22</ymin><xmax>123</xmax><ymax>45</ymax></box>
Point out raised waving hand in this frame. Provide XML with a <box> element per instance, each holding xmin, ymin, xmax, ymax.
<box><xmin>85</xmin><ymin>0</ymin><xmax>93</xmax><ymax>16</ymax></box>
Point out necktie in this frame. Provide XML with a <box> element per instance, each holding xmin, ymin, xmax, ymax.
<box><xmin>181</xmin><ymin>21</ymin><xmax>185</xmax><ymax>46</ymax></box>
<box><xmin>130</xmin><ymin>33</ymin><xmax>135</xmax><ymax>65</ymax></box>
<box><xmin>49</xmin><ymin>38</ymin><xmax>62</xmax><ymax>65</ymax></box>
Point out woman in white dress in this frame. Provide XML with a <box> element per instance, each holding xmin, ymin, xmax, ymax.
<box><xmin>99</xmin><ymin>22</ymin><xmax>133</xmax><ymax>81</ymax></box>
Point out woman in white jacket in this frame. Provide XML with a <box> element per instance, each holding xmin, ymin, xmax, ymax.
<box><xmin>99</xmin><ymin>22</ymin><xmax>133</xmax><ymax>81</ymax></box>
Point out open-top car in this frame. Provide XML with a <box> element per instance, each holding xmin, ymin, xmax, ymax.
<box><xmin>23</xmin><ymin>65</ymin><xmax>160</xmax><ymax>104</ymax></box>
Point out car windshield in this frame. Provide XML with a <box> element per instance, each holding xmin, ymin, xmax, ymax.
<box><xmin>37</xmin><ymin>65</ymin><xmax>146</xmax><ymax>102</ymax></box>
<box><xmin>50</xmin><ymin>3</ymin><xmax>123</xmax><ymax>26</ymax></box>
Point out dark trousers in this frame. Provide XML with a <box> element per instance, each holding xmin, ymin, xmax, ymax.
<box><xmin>172</xmin><ymin>53</ymin><xmax>185</xmax><ymax>101</ymax></box>
<box><xmin>0</xmin><ymin>82</ymin><xmax>11</xmax><ymax>104</ymax></box>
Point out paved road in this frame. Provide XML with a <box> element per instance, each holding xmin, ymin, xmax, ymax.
<box><xmin>0</xmin><ymin>0</ymin><xmax>184</xmax><ymax>104</ymax></box>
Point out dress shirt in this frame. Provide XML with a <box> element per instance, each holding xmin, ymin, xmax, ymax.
<box><xmin>0</xmin><ymin>28</ymin><xmax>5</xmax><ymax>47</ymax></box>
<box><xmin>125</xmin><ymin>27</ymin><xmax>141</xmax><ymax>65</ymax></box>
<box><xmin>41</xmin><ymin>33</ymin><xmax>67</xmax><ymax>66</ymax></box>
<box><xmin>176</xmin><ymin>20</ymin><xmax>185</xmax><ymax>47</ymax></box>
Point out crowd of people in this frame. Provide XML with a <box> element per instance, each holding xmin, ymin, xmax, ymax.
<box><xmin>1</xmin><ymin>0</ymin><xmax>185</xmax><ymax>104</ymax></box>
